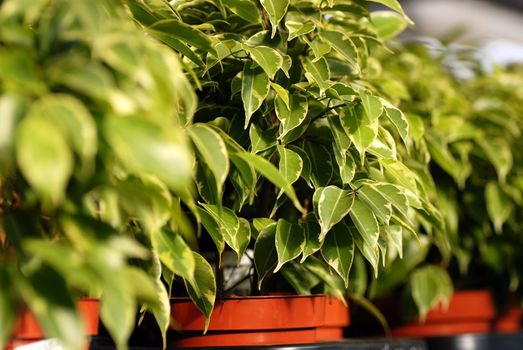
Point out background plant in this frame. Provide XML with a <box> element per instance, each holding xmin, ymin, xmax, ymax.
<box><xmin>360</xmin><ymin>40</ymin><xmax>523</xmax><ymax>321</ymax></box>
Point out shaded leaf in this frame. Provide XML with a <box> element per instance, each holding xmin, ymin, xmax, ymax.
<box><xmin>321</xmin><ymin>222</ymin><xmax>355</xmax><ymax>287</ymax></box>
<box><xmin>275</xmin><ymin>219</ymin><xmax>305</xmax><ymax>272</ymax></box>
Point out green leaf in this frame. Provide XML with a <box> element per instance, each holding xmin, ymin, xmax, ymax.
<box><xmin>485</xmin><ymin>182</ymin><xmax>513</xmax><ymax>234</ymax></box>
<box><xmin>150</xmin><ymin>229</ymin><xmax>196</xmax><ymax>289</ymax></box>
<box><xmin>285</xmin><ymin>21</ymin><xmax>315</xmax><ymax>41</ymax></box>
<box><xmin>321</xmin><ymin>222</ymin><xmax>355</xmax><ymax>287</ymax></box>
<box><xmin>275</xmin><ymin>219</ymin><xmax>305</xmax><ymax>272</ymax></box>
<box><xmin>367</xmin><ymin>0</ymin><xmax>413</xmax><ymax>24</ymax></box>
<box><xmin>249</xmin><ymin>124</ymin><xmax>277</xmax><ymax>153</ymax></box>
<box><xmin>16</xmin><ymin>113</ymin><xmax>73</xmax><ymax>207</ymax></box>
<box><xmin>333</xmin><ymin>142</ymin><xmax>356</xmax><ymax>185</ymax></box>
<box><xmin>222</xmin><ymin>0</ymin><xmax>261</xmax><ymax>23</ymax></box>
<box><xmin>373</xmin><ymin>183</ymin><xmax>409</xmax><ymax>217</ymax></box>
<box><xmin>149</xmin><ymin>19</ymin><xmax>216</xmax><ymax>55</ymax></box>
<box><xmin>242</xmin><ymin>45</ymin><xmax>283</xmax><ymax>79</ymax></box>
<box><xmin>411</xmin><ymin>265</ymin><xmax>453</xmax><ymax>322</ymax></box>
<box><xmin>307</xmin><ymin>38</ymin><xmax>332</xmax><ymax>59</ymax></box>
<box><xmin>104</xmin><ymin>116</ymin><xmax>193</xmax><ymax>197</ymax></box>
<box><xmin>242</xmin><ymin>61</ymin><xmax>270</xmax><ymax>128</ymax></box>
<box><xmin>189</xmin><ymin>123</ymin><xmax>229</xmax><ymax>197</ymax></box>
<box><xmin>254</xmin><ymin>223</ymin><xmax>278</xmax><ymax>289</ymax></box>
<box><xmin>260</xmin><ymin>0</ymin><xmax>289</xmax><ymax>38</ymax></box>
<box><xmin>200</xmin><ymin>203</ymin><xmax>249</xmax><ymax>258</ymax></box>
<box><xmin>277</xmin><ymin>145</ymin><xmax>303</xmax><ymax>186</ymax></box>
<box><xmin>357</xmin><ymin>182</ymin><xmax>393</xmax><ymax>224</ymax></box>
<box><xmin>382</xmin><ymin>100</ymin><xmax>409</xmax><ymax>144</ymax></box>
<box><xmin>370</xmin><ymin>11</ymin><xmax>408</xmax><ymax>40</ymax></box>
<box><xmin>348</xmin><ymin>224</ymin><xmax>380</xmax><ymax>277</ymax></box>
<box><xmin>198</xmin><ymin>207</ymin><xmax>225</xmax><ymax>254</ymax></box>
<box><xmin>275</xmin><ymin>94</ymin><xmax>308</xmax><ymax>139</ymax></box>
<box><xmin>303</xmin><ymin>56</ymin><xmax>331</xmax><ymax>92</ymax></box>
<box><xmin>349</xmin><ymin>197</ymin><xmax>379</xmax><ymax>248</ymax></box>
<box><xmin>300</xmin><ymin>218</ymin><xmax>321</xmax><ymax>262</ymax></box>
<box><xmin>340</xmin><ymin>104</ymin><xmax>378</xmax><ymax>158</ymax></box>
<box><xmin>315</xmin><ymin>186</ymin><xmax>355</xmax><ymax>241</ymax></box>
<box><xmin>304</xmin><ymin>142</ymin><xmax>333</xmax><ymax>188</ymax></box>
<box><xmin>358</xmin><ymin>91</ymin><xmax>383</xmax><ymax>121</ymax></box>
<box><xmin>185</xmin><ymin>252</ymin><xmax>216</xmax><ymax>332</ymax></box>
<box><xmin>288</xmin><ymin>145</ymin><xmax>313</xmax><ymax>188</ymax></box>
<box><xmin>320</xmin><ymin>31</ymin><xmax>359</xmax><ymax>72</ymax></box>
<box><xmin>270</xmin><ymin>82</ymin><xmax>290</xmax><ymax>109</ymax></box>
<box><xmin>235</xmin><ymin>152</ymin><xmax>304</xmax><ymax>211</ymax></box>
<box><xmin>380</xmin><ymin>159</ymin><xmax>420</xmax><ymax>204</ymax></box>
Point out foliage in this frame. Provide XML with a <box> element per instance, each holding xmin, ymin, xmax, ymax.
<box><xmin>361</xmin><ymin>41</ymin><xmax>523</xmax><ymax>320</ymax></box>
<box><xmin>128</xmin><ymin>0</ymin><xmax>445</xmax><ymax>331</ymax></box>
<box><xmin>0</xmin><ymin>1</ymin><xmax>196</xmax><ymax>349</ymax></box>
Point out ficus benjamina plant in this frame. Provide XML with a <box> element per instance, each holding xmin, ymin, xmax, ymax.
<box><xmin>358</xmin><ymin>41</ymin><xmax>523</xmax><ymax>322</ymax></box>
<box><xmin>0</xmin><ymin>0</ymin><xmax>457</xmax><ymax>348</ymax></box>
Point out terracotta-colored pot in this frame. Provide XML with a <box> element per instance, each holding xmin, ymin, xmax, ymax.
<box><xmin>170</xmin><ymin>294</ymin><xmax>327</xmax><ymax>347</ymax></box>
<box><xmin>315</xmin><ymin>296</ymin><xmax>350</xmax><ymax>341</ymax></box>
<box><xmin>7</xmin><ymin>298</ymin><xmax>99</xmax><ymax>350</ymax></box>
<box><xmin>391</xmin><ymin>290</ymin><xmax>496</xmax><ymax>337</ymax></box>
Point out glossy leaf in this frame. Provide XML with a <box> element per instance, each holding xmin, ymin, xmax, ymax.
<box><xmin>285</xmin><ymin>21</ymin><xmax>315</xmax><ymax>41</ymax></box>
<box><xmin>260</xmin><ymin>0</ymin><xmax>289</xmax><ymax>37</ymax></box>
<box><xmin>321</xmin><ymin>222</ymin><xmax>355</xmax><ymax>287</ymax></box>
<box><xmin>320</xmin><ymin>31</ymin><xmax>359</xmax><ymax>72</ymax></box>
<box><xmin>150</xmin><ymin>229</ymin><xmax>196</xmax><ymax>289</ymax></box>
<box><xmin>254</xmin><ymin>223</ymin><xmax>278</xmax><ymax>289</ymax></box>
<box><xmin>349</xmin><ymin>197</ymin><xmax>379</xmax><ymax>248</ymax></box>
<box><xmin>243</xmin><ymin>45</ymin><xmax>283</xmax><ymax>79</ymax></box>
<box><xmin>189</xmin><ymin>123</ymin><xmax>229</xmax><ymax>197</ymax></box>
<box><xmin>340</xmin><ymin>104</ymin><xmax>378</xmax><ymax>157</ymax></box>
<box><xmin>185</xmin><ymin>252</ymin><xmax>217</xmax><ymax>332</ymax></box>
<box><xmin>277</xmin><ymin>145</ymin><xmax>303</xmax><ymax>186</ymax></box>
<box><xmin>200</xmin><ymin>203</ymin><xmax>249</xmax><ymax>258</ymax></box>
<box><xmin>275</xmin><ymin>219</ymin><xmax>305</xmax><ymax>272</ymax></box>
<box><xmin>316</xmin><ymin>186</ymin><xmax>355</xmax><ymax>241</ymax></box>
<box><xmin>242</xmin><ymin>62</ymin><xmax>270</xmax><ymax>128</ymax></box>
<box><xmin>222</xmin><ymin>0</ymin><xmax>261</xmax><ymax>23</ymax></box>
<box><xmin>370</xmin><ymin>11</ymin><xmax>407</xmax><ymax>40</ymax></box>
<box><xmin>303</xmin><ymin>56</ymin><xmax>331</xmax><ymax>92</ymax></box>
<box><xmin>300</xmin><ymin>218</ymin><xmax>321</xmax><ymax>262</ymax></box>
<box><xmin>275</xmin><ymin>94</ymin><xmax>308</xmax><ymax>139</ymax></box>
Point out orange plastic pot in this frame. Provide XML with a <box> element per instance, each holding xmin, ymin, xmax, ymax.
<box><xmin>391</xmin><ymin>290</ymin><xmax>496</xmax><ymax>337</ymax></box>
<box><xmin>170</xmin><ymin>294</ymin><xmax>326</xmax><ymax>347</ymax></box>
<box><xmin>315</xmin><ymin>296</ymin><xmax>350</xmax><ymax>341</ymax></box>
<box><xmin>7</xmin><ymin>298</ymin><xmax>99</xmax><ymax>350</ymax></box>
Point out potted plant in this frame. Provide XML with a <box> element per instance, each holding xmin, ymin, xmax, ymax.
<box><xmin>348</xmin><ymin>40</ymin><xmax>523</xmax><ymax>338</ymax></box>
<box><xmin>0</xmin><ymin>0</ymin><xmax>197</xmax><ymax>349</ymax></box>
<box><xmin>125</xmin><ymin>0</ymin><xmax>445</xmax><ymax>347</ymax></box>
